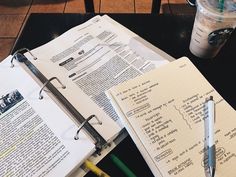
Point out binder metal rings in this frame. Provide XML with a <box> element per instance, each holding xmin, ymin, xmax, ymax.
<box><xmin>74</xmin><ymin>115</ymin><xmax>102</xmax><ymax>140</ymax></box>
<box><xmin>39</xmin><ymin>77</ymin><xmax>66</xmax><ymax>99</ymax></box>
<box><xmin>11</xmin><ymin>48</ymin><xmax>37</xmax><ymax>67</ymax></box>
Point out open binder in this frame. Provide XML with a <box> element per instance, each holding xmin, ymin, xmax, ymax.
<box><xmin>2</xmin><ymin>14</ymin><xmax>175</xmax><ymax>176</ymax></box>
<box><xmin>11</xmin><ymin>49</ymin><xmax>108</xmax><ymax>153</ymax></box>
<box><xmin>3</xmin><ymin>50</ymin><xmax>130</xmax><ymax>176</ymax></box>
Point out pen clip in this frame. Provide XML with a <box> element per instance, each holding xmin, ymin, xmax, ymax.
<box><xmin>207</xmin><ymin>96</ymin><xmax>216</xmax><ymax>123</ymax></box>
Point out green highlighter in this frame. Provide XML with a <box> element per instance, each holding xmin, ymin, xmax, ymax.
<box><xmin>110</xmin><ymin>154</ymin><xmax>137</xmax><ymax>177</ymax></box>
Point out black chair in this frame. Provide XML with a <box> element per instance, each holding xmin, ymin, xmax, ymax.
<box><xmin>151</xmin><ymin>0</ymin><xmax>161</xmax><ymax>14</ymax></box>
<box><xmin>84</xmin><ymin>0</ymin><xmax>95</xmax><ymax>13</ymax></box>
<box><xmin>84</xmin><ymin>0</ymin><xmax>161</xmax><ymax>14</ymax></box>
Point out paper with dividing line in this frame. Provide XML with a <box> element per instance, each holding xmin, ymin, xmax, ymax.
<box><xmin>107</xmin><ymin>57</ymin><xmax>236</xmax><ymax>177</ymax></box>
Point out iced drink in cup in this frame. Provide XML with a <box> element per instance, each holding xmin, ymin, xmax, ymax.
<box><xmin>189</xmin><ymin>0</ymin><xmax>236</xmax><ymax>58</ymax></box>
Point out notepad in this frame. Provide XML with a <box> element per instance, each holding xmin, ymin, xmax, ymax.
<box><xmin>107</xmin><ymin>57</ymin><xmax>236</xmax><ymax>177</ymax></box>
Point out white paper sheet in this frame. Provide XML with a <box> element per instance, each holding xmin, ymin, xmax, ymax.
<box><xmin>0</xmin><ymin>56</ymin><xmax>95</xmax><ymax>177</ymax></box>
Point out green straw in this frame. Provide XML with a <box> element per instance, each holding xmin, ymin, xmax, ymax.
<box><xmin>219</xmin><ymin>0</ymin><xmax>225</xmax><ymax>12</ymax></box>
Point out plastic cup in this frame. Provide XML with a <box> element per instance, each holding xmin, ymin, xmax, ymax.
<box><xmin>189</xmin><ymin>0</ymin><xmax>236</xmax><ymax>58</ymax></box>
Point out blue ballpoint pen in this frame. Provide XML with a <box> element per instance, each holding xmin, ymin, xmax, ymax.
<box><xmin>207</xmin><ymin>96</ymin><xmax>216</xmax><ymax>177</ymax></box>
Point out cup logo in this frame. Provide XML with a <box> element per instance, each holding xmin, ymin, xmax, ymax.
<box><xmin>208</xmin><ymin>28</ymin><xmax>234</xmax><ymax>46</ymax></box>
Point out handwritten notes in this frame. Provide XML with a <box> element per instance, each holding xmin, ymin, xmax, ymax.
<box><xmin>107</xmin><ymin>57</ymin><xmax>236</xmax><ymax>177</ymax></box>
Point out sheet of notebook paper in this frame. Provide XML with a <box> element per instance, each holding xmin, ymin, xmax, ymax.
<box><xmin>107</xmin><ymin>57</ymin><xmax>236</xmax><ymax>177</ymax></box>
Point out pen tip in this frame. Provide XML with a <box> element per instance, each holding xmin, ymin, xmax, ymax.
<box><xmin>209</xmin><ymin>167</ymin><xmax>215</xmax><ymax>177</ymax></box>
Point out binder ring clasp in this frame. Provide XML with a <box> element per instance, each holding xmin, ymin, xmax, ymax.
<box><xmin>11</xmin><ymin>48</ymin><xmax>37</xmax><ymax>67</ymax></box>
<box><xmin>74</xmin><ymin>115</ymin><xmax>102</xmax><ymax>140</ymax></box>
<box><xmin>39</xmin><ymin>77</ymin><xmax>66</xmax><ymax>99</ymax></box>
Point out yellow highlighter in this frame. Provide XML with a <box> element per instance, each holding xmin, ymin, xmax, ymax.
<box><xmin>84</xmin><ymin>160</ymin><xmax>110</xmax><ymax>177</ymax></box>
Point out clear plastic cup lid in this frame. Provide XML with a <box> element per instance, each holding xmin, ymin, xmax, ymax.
<box><xmin>197</xmin><ymin>0</ymin><xmax>236</xmax><ymax>19</ymax></box>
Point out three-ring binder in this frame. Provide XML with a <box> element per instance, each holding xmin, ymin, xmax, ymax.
<box><xmin>11</xmin><ymin>48</ymin><xmax>108</xmax><ymax>154</ymax></box>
